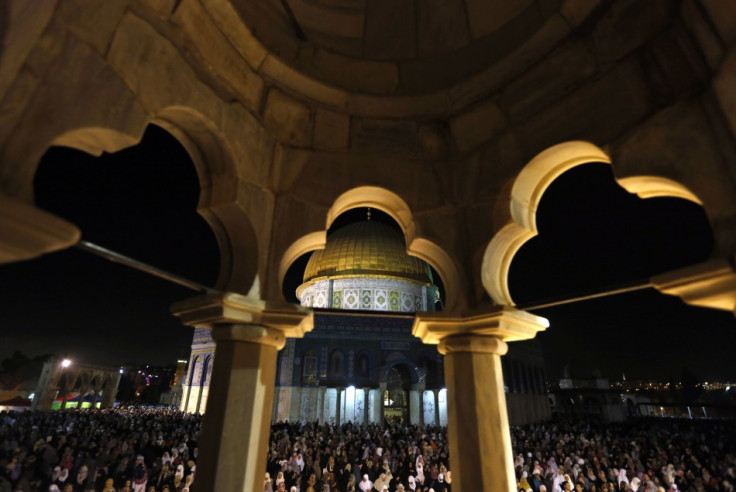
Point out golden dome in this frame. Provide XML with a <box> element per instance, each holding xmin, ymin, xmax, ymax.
<box><xmin>302</xmin><ymin>221</ymin><xmax>432</xmax><ymax>284</ymax></box>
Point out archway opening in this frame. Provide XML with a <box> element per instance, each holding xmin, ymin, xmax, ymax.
<box><xmin>384</xmin><ymin>365</ymin><xmax>411</xmax><ymax>424</ymax></box>
<box><xmin>508</xmin><ymin>162</ymin><xmax>736</xmax><ymax>384</ymax></box>
<box><xmin>0</xmin><ymin>124</ymin><xmax>220</xmax><ymax>370</ymax></box>
<box><xmin>273</xmin><ymin>206</ymin><xmax>448</xmax><ymax>425</ymax></box>
<box><xmin>282</xmin><ymin>207</ymin><xmax>445</xmax><ymax>311</ymax></box>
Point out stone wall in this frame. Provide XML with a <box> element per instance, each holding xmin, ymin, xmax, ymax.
<box><xmin>1</xmin><ymin>0</ymin><xmax>735</xmax><ymax>302</ymax></box>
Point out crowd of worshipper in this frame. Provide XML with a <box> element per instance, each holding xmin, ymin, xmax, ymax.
<box><xmin>1</xmin><ymin>407</ymin><xmax>735</xmax><ymax>492</ymax></box>
<box><xmin>265</xmin><ymin>421</ymin><xmax>452</xmax><ymax>492</ymax></box>
<box><xmin>0</xmin><ymin>407</ymin><xmax>201</xmax><ymax>492</ymax></box>
<box><xmin>510</xmin><ymin>418</ymin><xmax>736</xmax><ymax>492</ymax></box>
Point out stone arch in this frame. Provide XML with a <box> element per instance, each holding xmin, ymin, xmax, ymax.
<box><xmin>379</xmin><ymin>355</ymin><xmax>419</xmax><ymax>385</ymax></box>
<box><xmin>280</xmin><ymin>186</ymin><xmax>465</xmax><ymax>311</ymax></box>
<box><xmin>482</xmin><ymin>141</ymin><xmax>705</xmax><ymax>305</ymax></box>
<box><xmin>38</xmin><ymin>111</ymin><xmax>260</xmax><ymax>295</ymax></box>
<box><xmin>151</xmin><ymin>107</ymin><xmax>259</xmax><ymax>294</ymax></box>
<box><xmin>51</xmin><ymin>128</ymin><xmax>140</xmax><ymax>159</ymax></box>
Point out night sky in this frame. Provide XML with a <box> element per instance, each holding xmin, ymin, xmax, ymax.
<box><xmin>1</xmin><ymin>124</ymin><xmax>734</xmax><ymax>382</ymax></box>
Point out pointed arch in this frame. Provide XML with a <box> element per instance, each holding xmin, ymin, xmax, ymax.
<box><xmin>152</xmin><ymin>107</ymin><xmax>259</xmax><ymax>294</ymax></box>
<box><xmin>39</xmin><ymin>109</ymin><xmax>260</xmax><ymax>295</ymax></box>
<box><xmin>280</xmin><ymin>186</ymin><xmax>465</xmax><ymax>311</ymax></box>
<box><xmin>482</xmin><ymin>141</ymin><xmax>705</xmax><ymax>305</ymax></box>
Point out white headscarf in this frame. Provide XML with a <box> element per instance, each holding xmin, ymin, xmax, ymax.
<box><xmin>359</xmin><ymin>474</ymin><xmax>373</xmax><ymax>492</ymax></box>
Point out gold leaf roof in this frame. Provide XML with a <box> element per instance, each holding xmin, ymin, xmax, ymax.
<box><xmin>302</xmin><ymin>221</ymin><xmax>433</xmax><ymax>284</ymax></box>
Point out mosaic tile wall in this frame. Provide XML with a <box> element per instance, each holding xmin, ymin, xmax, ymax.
<box><xmin>299</xmin><ymin>278</ymin><xmax>437</xmax><ymax>312</ymax></box>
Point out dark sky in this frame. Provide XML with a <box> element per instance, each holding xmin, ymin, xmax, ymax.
<box><xmin>1</xmin><ymin>124</ymin><xmax>734</xmax><ymax>382</ymax></box>
<box><xmin>0</xmin><ymin>125</ymin><xmax>220</xmax><ymax>367</ymax></box>
<box><xmin>508</xmin><ymin>164</ymin><xmax>735</xmax><ymax>381</ymax></box>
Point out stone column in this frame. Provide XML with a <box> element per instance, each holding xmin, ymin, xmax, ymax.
<box><xmin>410</xmin><ymin>383</ymin><xmax>425</xmax><ymax>426</ymax></box>
<box><xmin>413</xmin><ymin>307</ymin><xmax>548</xmax><ymax>492</ymax></box>
<box><xmin>100</xmin><ymin>373</ymin><xmax>120</xmax><ymax>409</ymax></box>
<box><xmin>335</xmin><ymin>387</ymin><xmax>343</xmax><ymax>425</ymax></box>
<box><xmin>378</xmin><ymin>382</ymin><xmax>386</xmax><ymax>424</ymax></box>
<box><xmin>363</xmin><ymin>387</ymin><xmax>371</xmax><ymax>424</ymax></box>
<box><xmin>317</xmin><ymin>386</ymin><xmax>327</xmax><ymax>423</ymax></box>
<box><xmin>172</xmin><ymin>294</ymin><xmax>312</xmax><ymax>492</ymax></box>
<box><xmin>433</xmin><ymin>389</ymin><xmax>441</xmax><ymax>427</ymax></box>
<box><xmin>441</xmin><ymin>335</ymin><xmax>512</xmax><ymax>489</ymax></box>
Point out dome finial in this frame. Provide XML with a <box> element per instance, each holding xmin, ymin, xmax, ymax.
<box><xmin>367</xmin><ymin>207</ymin><xmax>371</xmax><ymax>221</ymax></box>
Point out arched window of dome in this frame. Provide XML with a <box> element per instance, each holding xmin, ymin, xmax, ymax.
<box><xmin>329</xmin><ymin>350</ymin><xmax>344</xmax><ymax>377</ymax></box>
<box><xmin>355</xmin><ymin>351</ymin><xmax>370</xmax><ymax>379</ymax></box>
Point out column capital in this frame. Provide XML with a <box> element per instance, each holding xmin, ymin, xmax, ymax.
<box><xmin>412</xmin><ymin>306</ymin><xmax>548</xmax><ymax>345</ymax></box>
<box><xmin>652</xmin><ymin>257</ymin><xmax>736</xmax><ymax>313</ymax></box>
<box><xmin>438</xmin><ymin>334</ymin><xmax>508</xmax><ymax>356</ymax></box>
<box><xmin>171</xmin><ymin>293</ymin><xmax>314</xmax><ymax>338</ymax></box>
<box><xmin>210</xmin><ymin>325</ymin><xmax>287</xmax><ymax>349</ymax></box>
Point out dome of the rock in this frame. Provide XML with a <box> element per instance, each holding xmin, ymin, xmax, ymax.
<box><xmin>297</xmin><ymin>220</ymin><xmax>439</xmax><ymax>312</ymax></box>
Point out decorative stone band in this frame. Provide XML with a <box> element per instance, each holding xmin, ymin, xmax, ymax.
<box><xmin>211</xmin><ymin>324</ymin><xmax>287</xmax><ymax>349</ymax></box>
<box><xmin>299</xmin><ymin>277</ymin><xmax>438</xmax><ymax>312</ymax></box>
<box><xmin>438</xmin><ymin>334</ymin><xmax>508</xmax><ymax>356</ymax></box>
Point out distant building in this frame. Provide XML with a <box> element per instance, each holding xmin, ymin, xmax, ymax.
<box><xmin>549</xmin><ymin>360</ymin><xmax>626</xmax><ymax>422</ymax></box>
<box><xmin>32</xmin><ymin>358</ymin><xmax>120</xmax><ymax>410</ymax></box>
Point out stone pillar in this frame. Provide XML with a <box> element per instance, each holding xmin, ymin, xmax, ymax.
<box><xmin>433</xmin><ymin>389</ymin><xmax>441</xmax><ymax>427</ymax></box>
<box><xmin>32</xmin><ymin>362</ymin><xmax>55</xmax><ymax>410</ymax></box>
<box><xmin>317</xmin><ymin>386</ymin><xmax>327</xmax><ymax>423</ymax></box>
<box><xmin>410</xmin><ymin>383</ymin><xmax>425</xmax><ymax>426</ymax></box>
<box><xmin>100</xmin><ymin>374</ymin><xmax>120</xmax><ymax>409</ymax></box>
<box><xmin>378</xmin><ymin>382</ymin><xmax>387</xmax><ymax>424</ymax></box>
<box><xmin>335</xmin><ymin>387</ymin><xmax>343</xmax><ymax>425</ymax></box>
<box><xmin>413</xmin><ymin>307</ymin><xmax>548</xmax><ymax>492</ymax></box>
<box><xmin>172</xmin><ymin>294</ymin><xmax>312</xmax><ymax>492</ymax></box>
<box><xmin>442</xmin><ymin>335</ymin><xmax>514</xmax><ymax>489</ymax></box>
<box><xmin>345</xmin><ymin>386</ymin><xmax>356</xmax><ymax>423</ymax></box>
<box><xmin>363</xmin><ymin>387</ymin><xmax>370</xmax><ymax>424</ymax></box>
<box><xmin>289</xmin><ymin>387</ymin><xmax>302</xmax><ymax>422</ymax></box>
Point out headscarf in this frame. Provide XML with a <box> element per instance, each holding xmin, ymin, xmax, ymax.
<box><xmin>359</xmin><ymin>474</ymin><xmax>373</xmax><ymax>492</ymax></box>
